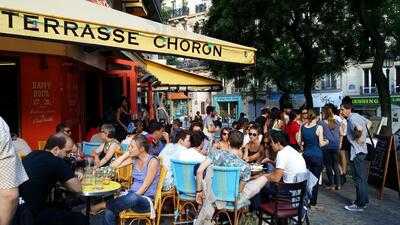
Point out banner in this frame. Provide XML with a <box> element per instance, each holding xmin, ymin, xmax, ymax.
<box><xmin>0</xmin><ymin>8</ymin><xmax>255</xmax><ymax>64</ymax></box>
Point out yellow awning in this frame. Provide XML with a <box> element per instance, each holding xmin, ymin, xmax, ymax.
<box><xmin>144</xmin><ymin>59</ymin><xmax>222</xmax><ymax>91</ymax></box>
<box><xmin>0</xmin><ymin>0</ymin><xmax>256</xmax><ymax>64</ymax></box>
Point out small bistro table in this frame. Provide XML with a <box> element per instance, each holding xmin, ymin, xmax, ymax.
<box><xmin>81</xmin><ymin>181</ymin><xmax>121</xmax><ymax>218</ymax></box>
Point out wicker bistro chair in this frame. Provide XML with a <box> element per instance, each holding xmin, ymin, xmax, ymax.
<box><xmin>170</xmin><ymin>159</ymin><xmax>199</xmax><ymax>224</ymax></box>
<box><xmin>119</xmin><ymin>165</ymin><xmax>167</xmax><ymax>225</ymax></box>
<box><xmin>258</xmin><ymin>180</ymin><xmax>309</xmax><ymax>225</ymax></box>
<box><xmin>211</xmin><ymin>166</ymin><xmax>247</xmax><ymax>225</ymax></box>
<box><xmin>156</xmin><ymin>187</ymin><xmax>176</xmax><ymax>225</ymax></box>
<box><xmin>116</xmin><ymin>164</ymin><xmax>133</xmax><ymax>190</ymax></box>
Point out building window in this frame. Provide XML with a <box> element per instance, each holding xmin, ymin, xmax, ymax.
<box><xmin>320</xmin><ymin>74</ymin><xmax>337</xmax><ymax>90</ymax></box>
<box><xmin>195</xmin><ymin>3</ymin><xmax>207</xmax><ymax>13</ymax></box>
<box><xmin>363</xmin><ymin>68</ymin><xmax>376</xmax><ymax>94</ymax></box>
<box><xmin>396</xmin><ymin>66</ymin><xmax>400</xmax><ymax>93</ymax></box>
<box><xmin>201</xmin><ymin>102</ymin><xmax>205</xmax><ymax>114</ymax></box>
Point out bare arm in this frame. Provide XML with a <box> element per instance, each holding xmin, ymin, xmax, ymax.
<box><xmin>296</xmin><ymin>127</ymin><xmax>303</xmax><ymax>151</ymax></box>
<box><xmin>64</xmin><ymin>177</ymin><xmax>82</xmax><ymax>193</ymax></box>
<box><xmin>111</xmin><ymin>151</ymin><xmax>132</xmax><ymax>169</ymax></box>
<box><xmin>265</xmin><ymin>168</ymin><xmax>284</xmax><ymax>183</ymax></box>
<box><xmin>316</xmin><ymin>125</ymin><xmax>329</xmax><ymax>147</ymax></box>
<box><xmin>0</xmin><ymin>188</ymin><xmax>19</xmax><ymax>225</ymax></box>
<box><xmin>135</xmin><ymin>158</ymin><xmax>159</xmax><ymax>195</ymax></box>
<box><xmin>242</xmin><ymin>145</ymin><xmax>249</xmax><ymax>162</ymax></box>
<box><xmin>96</xmin><ymin>143</ymin><xmax>118</xmax><ymax>168</ymax></box>
<box><xmin>247</xmin><ymin>145</ymin><xmax>262</xmax><ymax>162</ymax></box>
<box><xmin>195</xmin><ymin>159</ymin><xmax>211</xmax><ymax>204</ymax></box>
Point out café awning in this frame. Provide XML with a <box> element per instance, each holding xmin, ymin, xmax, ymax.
<box><xmin>0</xmin><ymin>0</ymin><xmax>256</xmax><ymax>64</ymax></box>
<box><xmin>144</xmin><ymin>59</ymin><xmax>222</xmax><ymax>92</ymax></box>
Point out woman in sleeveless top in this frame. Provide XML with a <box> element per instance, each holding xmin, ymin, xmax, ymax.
<box><xmin>116</xmin><ymin>96</ymin><xmax>132</xmax><ymax>141</ymax></box>
<box><xmin>299</xmin><ymin>109</ymin><xmax>328</xmax><ymax>207</ymax></box>
<box><xmin>92</xmin><ymin>124</ymin><xmax>121</xmax><ymax>168</ymax></box>
<box><xmin>243</xmin><ymin>126</ymin><xmax>264</xmax><ymax>163</ymax></box>
<box><xmin>321</xmin><ymin>106</ymin><xmax>342</xmax><ymax>190</ymax></box>
<box><xmin>213</xmin><ymin>127</ymin><xmax>230</xmax><ymax>150</ymax></box>
<box><xmin>92</xmin><ymin>134</ymin><xmax>160</xmax><ymax>225</ymax></box>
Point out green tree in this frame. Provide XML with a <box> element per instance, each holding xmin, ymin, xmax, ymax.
<box><xmin>205</xmin><ymin>0</ymin><xmax>357</xmax><ymax>108</ymax></box>
<box><xmin>349</xmin><ymin>0</ymin><xmax>400</xmax><ymax>130</ymax></box>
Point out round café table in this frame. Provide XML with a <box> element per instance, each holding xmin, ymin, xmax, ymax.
<box><xmin>81</xmin><ymin>181</ymin><xmax>121</xmax><ymax>218</ymax></box>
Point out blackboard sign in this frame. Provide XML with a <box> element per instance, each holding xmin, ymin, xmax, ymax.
<box><xmin>367</xmin><ymin>135</ymin><xmax>400</xmax><ymax>199</ymax></box>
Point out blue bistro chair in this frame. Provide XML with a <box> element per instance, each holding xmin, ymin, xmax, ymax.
<box><xmin>82</xmin><ymin>141</ymin><xmax>101</xmax><ymax>157</ymax></box>
<box><xmin>171</xmin><ymin>159</ymin><xmax>199</xmax><ymax>223</ymax></box>
<box><xmin>211</xmin><ymin>166</ymin><xmax>246</xmax><ymax>225</ymax></box>
<box><xmin>120</xmin><ymin>143</ymin><xmax>129</xmax><ymax>152</ymax></box>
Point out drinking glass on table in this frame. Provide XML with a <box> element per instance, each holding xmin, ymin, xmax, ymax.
<box><xmin>94</xmin><ymin>169</ymin><xmax>104</xmax><ymax>190</ymax></box>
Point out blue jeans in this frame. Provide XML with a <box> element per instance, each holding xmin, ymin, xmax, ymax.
<box><xmin>103</xmin><ymin>192</ymin><xmax>150</xmax><ymax>225</ymax></box>
<box><xmin>352</xmin><ymin>153</ymin><xmax>369</xmax><ymax>207</ymax></box>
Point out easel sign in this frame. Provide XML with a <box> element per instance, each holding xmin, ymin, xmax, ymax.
<box><xmin>367</xmin><ymin>135</ymin><xmax>400</xmax><ymax>199</ymax></box>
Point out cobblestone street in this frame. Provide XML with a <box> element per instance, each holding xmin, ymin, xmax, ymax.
<box><xmin>90</xmin><ymin>179</ymin><xmax>400</xmax><ymax>225</ymax></box>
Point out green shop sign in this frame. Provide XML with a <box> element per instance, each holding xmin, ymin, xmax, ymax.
<box><xmin>352</xmin><ymin>96</ymin><xmax>400</xmax><ymax>106</ymax></box>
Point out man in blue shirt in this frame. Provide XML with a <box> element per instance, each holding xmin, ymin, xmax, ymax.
<box><xmin>341</xmin><ymin>102</ymin><xmax>371</xmax><ymax>212</ymax></box>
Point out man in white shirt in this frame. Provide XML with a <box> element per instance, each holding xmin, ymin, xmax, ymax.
<box><xmin>159</xmin><ymin>130</ymin><xmax>191</xmax><ymax>190</ymax></box>
<box><xmin>173</xmin><ymin>131</ymin><xmax>206</xmax><ymax>163</ymax></box>
<box><xmin>240</xmin><ymin>130</ymin><xmax>307</xmax><ymax>207</ymax></box>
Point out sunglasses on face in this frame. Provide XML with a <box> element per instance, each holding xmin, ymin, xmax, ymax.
<box><xmin>221</xmin><ymin>132</ymin><xmax>229</xmax><ymax>136</ymax></box>
<box><xmin>249</xmin><ymin>133</ymin><xmax>258</xmax><ymax>137</ymax></box>
<box><xmin>64</xmin><ymin>129</ymin><xmax>72</xmax><ymax>133</ymax></box>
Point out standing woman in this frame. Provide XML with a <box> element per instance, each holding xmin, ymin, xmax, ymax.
<box><xmin>213</xmin><ymin>127</ymin><xmax>230</xmax><ymax>150</ymax></box>
<box><xmin>298</xmin><ymin>109</ymin><xmax>329</xmax><ymax>208</ymax></box>
<box><xmin>285</xmin><ymin>110</ymin><xmax>301</xmax><ymax>151</ymax></box>
<box><xmin>321</xmin><ymin>106</ymin><xmax>342</xmax><ymax>190</ymax></box>
<box><xmin>116</xmin><ymin>96</ymin><xmax>132</xmax><ymax>141</ymax></box>
<box><xmin>339</xmin><ymin>107</ymin><xmax>349</xmax><ymax>185</ymax></box>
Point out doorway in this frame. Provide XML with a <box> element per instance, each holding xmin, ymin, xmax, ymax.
<box><xmin>0</xmin><ymin>58</ymin><xmax>19</xmax><ymax>134</ymax></box>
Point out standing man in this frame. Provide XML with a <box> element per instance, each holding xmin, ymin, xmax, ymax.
<box><xmin>0</xmin><ymin>117</ymin><xmax>28</xmax><ymax>225</ymax></box>
<box><xmin>341</xmin><ymin>101</ymin><xmax>371</xmax><ymax>212</ymax></box>
<box><xmin>203</xmin><ymin>106</ymin><xmax>217</xmax><ymax>141</ymax></box>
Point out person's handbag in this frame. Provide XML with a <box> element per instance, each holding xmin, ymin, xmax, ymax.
<box><xmin>365</xmin><ymin>126</ymin><xmax>375</xmax><ymax>161</ymax></box>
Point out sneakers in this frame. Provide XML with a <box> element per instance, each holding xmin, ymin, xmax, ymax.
<box><xmin>344</xmin><ymin>204</ymin><xmax>364</xmax><ymax>212</ymax></box>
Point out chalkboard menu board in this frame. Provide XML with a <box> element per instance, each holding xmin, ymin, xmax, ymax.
<box><xmin>367</xmin><ymin>135</ymin><xmax>400</xmax><ymax>199</ymax></box>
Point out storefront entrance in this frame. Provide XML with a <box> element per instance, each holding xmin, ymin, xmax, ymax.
<box><xmin>0</xmin><ymin>57</ymin><xmax>19</xmax><ymax>133</ymax></box>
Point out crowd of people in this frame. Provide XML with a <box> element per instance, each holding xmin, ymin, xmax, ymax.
<box><xmin>0</xmin><ymin>95</ymin><xmax>373</xmax><ymax>225</ymax></box>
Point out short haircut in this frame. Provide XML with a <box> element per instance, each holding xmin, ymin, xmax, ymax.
<box><xmin>341</xmin><ymin>102</ymin><xmax>352</xmax><ymax>110</ymax></box>
<box><xmin>261</xmin><ymin>108</ymin><xmax>269</xmax><ymax>115</ymax></box>
<box><xmin>173</xmin><ymin>119</ymin><xmax>182</xmax><ymax>127</ymax></box>
<box><xmin>228</xmin><ymin>130</ymin><xmax>244</xmax><ymax>149</ymax></box>
<box><xmin>148</xmin><ymin>121</ymin><xmax>163</xmax><ymax>134</ymax></box>
<box><xmin>101</xmin><ymin>124</ymin><xmax>116</xmax><ymax>138</ymax></box>
<box><xmin>134</xmin><ymin>134</ymin><xmax>150</xmax><ymax>152</ymax></box>
<box><xmin>190</xmin><ymin>121</ymin><xmax>203</xmax><ymax>131</ymax></box>
<box><xmin>206</xmin><ymin>106</ymin><xmax>215</xmax><ymax>114</ymax></box>
<box><xmin>174</xmin><ymin>129</ymin><xmax>190</xmax><ymax>144</ymax></box>
<box><xmin>342</xmin><ymin>96</ymin><xmax>352</xmax><ymax>105</ymax></box>
<box><xmin>190</xmin><ymin>131</ymin><xmax>205</xmax><ymax>148</ymax></box>
<box><xmin>270</xmin><ymin>129</ymin><xmax>289</xmax><ymax>146</ymax></box>
<box><xmin>56</xmin><ymin>123</ymin><xmax>68</xmax><ymax>133</ymax></box>
<box><xmin>289</xmin><ymin>110</ymin><xmax>299</xmax><ymax>121</ymax></box>
<box><xmin>44</xmin><ymin>133</ymin><xmax>67</xmax><ymax>151</ymax></box>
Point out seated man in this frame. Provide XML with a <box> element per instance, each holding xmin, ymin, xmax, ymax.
<box><xmin>195</xmin><ymin>130</ymin><xmax>251</xmax><ymax>204</ymax></box>
<box><xmin>146</xmin><ymin>121</ymin><xmax>169</xmax><ymax>156</ymax></box>
<box><xmin>240</xmin><ymin>129</ymin><xmax>307</xmax><ymax>207</ymax></box>
<box><xmin>19</xmin><ymin>133</ymin><xmax>87</xmax><ymax>225</ymax></box>
<box><xmin>173</xmin><ymin>130</ymin><xmax>206</xmax><ymax>163</ymax></box>
<box><xmin>159</xmin><ymin>129</ymin><xmax>191</xmax><ymax>190</ymax></box>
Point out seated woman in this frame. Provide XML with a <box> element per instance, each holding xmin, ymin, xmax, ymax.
<box><xmin>93</xmin><ymin>134</ymin><xmax>160</xmax><ymax>225</ymax></box>
<box><xmin>243</xmin><ymin>126</ymin><xmax>264</xmax><ymax>163</ymax></box>
<box><xmin>213</xmin><ymin>127</ymin><xmax>230</xmax><ymax>150</ymax></box>
<box><xmin>92</xmin><ymin>124</ymin><xmax>121</xmax><ymax>168</ymax></box>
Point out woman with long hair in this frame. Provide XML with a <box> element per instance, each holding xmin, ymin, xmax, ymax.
<box><xmin>213</xmin><ymin>127</ymin><xmax>230</xmax><ymax>150</ymax></box>
<box><xmin>284</xmin><ymin>110</ymin><xmax>301</xmax><ymax>151</ymax></box>
<box><xmin>243</xmin><ymin>126</ymin><xmax>263</xmax><ymax>163</ymax></box>
<box><xmin>299</xmin><ymin>109</ymin><xmax>329</xmax><ymax>209</ymax></box>
<box><xmin>321</xmin><ymin>106</ymin><xmax>342</xmax><ymax>190</ymax></box>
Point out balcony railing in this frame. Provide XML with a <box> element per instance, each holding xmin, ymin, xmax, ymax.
<box><xmin>171</xmin><ymin>6</ymin><xmax>189</xmax><ymax>18</ymax></box>
<box><xmin>195</xmin><ymin>3</ymin><xmax>207</xmax><ymax>13</ymax></box>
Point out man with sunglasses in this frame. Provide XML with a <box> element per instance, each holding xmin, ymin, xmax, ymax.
<box><xmin>56</xmin><ymin>123</ymin><xmax>72</xmax><ymax>137</ymax></box>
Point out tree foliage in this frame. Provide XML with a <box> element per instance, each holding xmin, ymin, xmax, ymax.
<box><xmin>205</xmin><ymin>0</ymin><xmax>358</xmax><ymax>107</ymax></box>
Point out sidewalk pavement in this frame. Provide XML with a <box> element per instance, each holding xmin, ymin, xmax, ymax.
<box><xmin>90</xmin><ymin>180</ymin><xmax>400</xmax><ymax>225</ymax></box>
